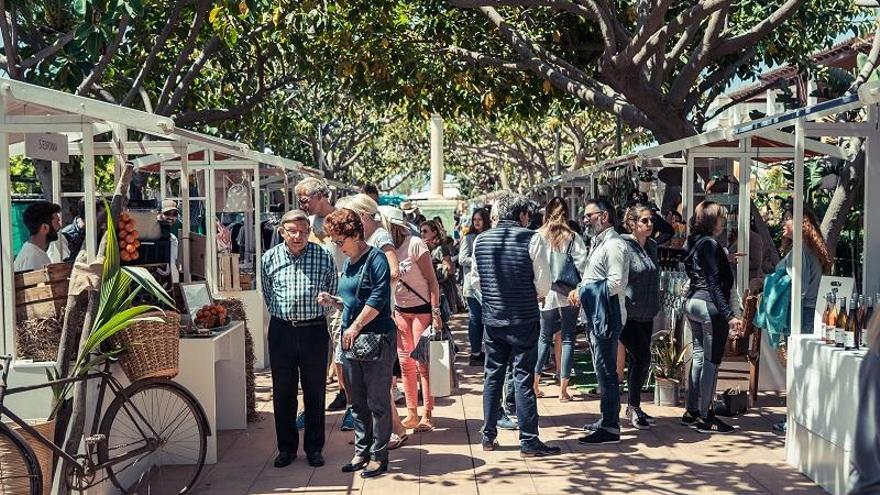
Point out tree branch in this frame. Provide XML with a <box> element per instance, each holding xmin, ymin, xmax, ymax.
<box><xmin>162</xmin><ymin>36</ymin><xmax>223</xmax><ymax>114</ymax></box>
<box><xmin>20</xmin><ymin>29</ymin><xmax>75</xmax><ymax>69</ymax></box>
<box><xmin>632</xmin><ymin>0</ymin><xmax>730</xmax><ymax>68</ymax></box>
<box><xmin>172</xmin><ymin>73</ymin><xmax>296</xmax><ymax>125</ymax></box>
<box><xmin>617</xmin><ymin>0</ymin><xmax>672</xmax><ymax>66</ymax></box>
<box><xmin>667</xmin><ymin>6</ymin><xmax>728</xmax><ymax>105</ymax></box>
<box><xmin>851</xmin><ymin>20</ymin><xmax>880</xmax><ymax>92</ymax></box>
<box><xmin>686</xmin><ymin>44</ymin><xmax>759</xmax><ymax>120</ymax></box>
<box><xmin>123</xmin><ymin>0</ymin><xmax>188</xmax><ymax>106</ymax></box>
<box><xmin>76</xmin><ymin>14</ymin><xmax>130</xmax><ymax>96</ymax></box>
<box><xmin>446</xmin><ymin>45</ymin><xmax>529</xmax><ymax>71</ymax></box>
<box><xmin>0</xmin><ymin>0</ymin><xmax>20</xmax><ymax>78</ymax></box>
<box><xmin>157</xmin><ymin>0</ymin><xmax>210</xmax><ymax>112</ymax></box>
<box><xmin>713</xmin><ymin>0</ymin><xmax>806</xmax><ymax>58</ymax></box>
<box><xmin>661</xmin><ymin>21</ymin><xmax>699</xmax><ymax>80</ymax></box>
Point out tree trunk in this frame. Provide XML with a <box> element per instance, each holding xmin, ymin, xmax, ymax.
<box><xmin>821</xmin><ymin>144</ymin><xmax>864</xmax><ymax>263</ymax></box>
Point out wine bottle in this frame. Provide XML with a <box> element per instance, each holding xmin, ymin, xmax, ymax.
<box><xmin>824</xmin><ymin>293</ymin><xmax>836</xmax><ymax>344</ymax></box>
<box><xmin>821</xmin><ymin>293</ymin><xmax>833</xmax><ymax>343</ymax></box>
<box><xmin>846</xmin><ymin>295</ymin><xmax>858</xmax><ymax>350</ymax></box>
<box><xmin>836</xmin><ymin>296</ymin><xmax>847</xmax><ymax>348</ymax></box>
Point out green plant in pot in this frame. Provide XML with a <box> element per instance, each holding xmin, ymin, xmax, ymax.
<box><xmin>47</xmin><ymin>201</ymin><xmax>175</xmax><ymax>420</ymax></box>
<box><xmin>650</xmin><ymin>331</ymin><xmax>690</xmax><ymax>407</ymax></box>
<box><xmin>597</xmin><ymin>175</ymin><xmax>611</xmax><ymax>197</ymax></box>
<box><xmin>638</xmin><ymin>169</ymin><xmax>656</xmax><ymax>193</ymax></box>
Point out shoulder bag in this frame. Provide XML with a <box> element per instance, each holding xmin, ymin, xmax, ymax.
<box><xmin>551</xmin><ymin>236</ymin><xmax>581</xmax><ymax>295</ymax></box>
<box><xmin>344</xmin><ymin>249</ymin><xmax>387</xmax><ymax>361</ymax></box>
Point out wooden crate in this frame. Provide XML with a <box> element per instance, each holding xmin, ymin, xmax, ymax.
<box><xmin>14</xmin><ymin>263</ymin><xmax>71</xmax><ymax>289</ymax></box>
<box><xmin>14</xmin><ymin>263</ymin><xmax>71</xmax><ymax>321</ymax></box>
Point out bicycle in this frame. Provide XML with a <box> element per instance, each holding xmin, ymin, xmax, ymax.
<box><xmin>0</xmin><ymin>354</ymin><xmax>210</xmax><ymax>494</ymax></box>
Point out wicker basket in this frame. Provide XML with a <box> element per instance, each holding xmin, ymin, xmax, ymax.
<box><xmin>113</xmin><ymin>311</ymin><xmax>181</xmax><ymax>382</ymax></box>
<box><xmin>0</xmin><ymin>419</ymin><xmax>55</xmax><ymax>495</ymax></box>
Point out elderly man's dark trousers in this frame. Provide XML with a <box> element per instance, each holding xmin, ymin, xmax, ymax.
<box><xmin>269</xmin><ymin>316</ymin><xmax>329</xmax><ymax>456</ymax></box>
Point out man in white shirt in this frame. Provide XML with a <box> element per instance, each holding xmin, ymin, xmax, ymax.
<box><xmin>570</xmin><ymin>198</ymin><xmax>630</xmax><ymax>445</ymax></box>
<box><xmin>470</xmin><ymin>192</ymin><xmax>560</xmax><ymax>457</ymax></box>
<box><xmin>14</xmin><ymin>201</ymin><xmax>62</xmax><ymax>272</ymax></box>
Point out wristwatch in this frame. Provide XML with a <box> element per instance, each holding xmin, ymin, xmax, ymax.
<box><xmin>431</xmin><ymin>307</ymin><xmax>442</xmax><ymax>316</ymax></box>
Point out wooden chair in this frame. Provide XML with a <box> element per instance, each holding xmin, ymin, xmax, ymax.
<box><xmin>740</xmin><ymin>291</ymin><xmax>761</xmax><ymax>406</ymax></box>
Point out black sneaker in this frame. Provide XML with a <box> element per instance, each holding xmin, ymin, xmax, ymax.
<box><xmin>628</xmin><ymin>407</ymin><xmax>651</xmax><ymax>430</ymax></box>
<box><xmin>577</xmin><ymin>428</ymin><xmax>620</xmax><ymax>445</ymax></box>
<box><xmin>327</xmin><ymin>392</ymin><xmax>347</xmax><ymax>411</ymax></box>
<box><xmin>696</xmin><ymin>416</ymin><xmax>734</xmax><ymax>434</ymax></box>
<box><xmin>680</xmin><ymin>410</ymin><xmax>699</xmax><ymax>427</ymax></box>
<box><xmin>627</xmin><ymin>406</ymin><xmax>656</xmax><ymax>426</ymax></box>
<box><xmin>521</xmin><ymin>440</ymin><xmax>561</xmax><ymax>457</ymax></box>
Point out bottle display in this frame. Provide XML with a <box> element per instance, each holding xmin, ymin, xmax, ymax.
<box><xmin>835</xmin><ymin>296</ymin><xmax>847</xmax><ymax>348</ymax></box>
<box><xmin>845</xmin><ymin>295</ymin><xmax>858</xmax><ymax>350</ymax></box>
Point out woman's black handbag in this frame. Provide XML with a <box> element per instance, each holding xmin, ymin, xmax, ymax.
<box><xmin>343</xmin><ymin>249</ymin><xmax>387</xmax><ymax>361</ymax></box>
<box><xmin>551</xmin><ymin>237</ymin><xmax>581</xmax><ymax>295</ymax></box>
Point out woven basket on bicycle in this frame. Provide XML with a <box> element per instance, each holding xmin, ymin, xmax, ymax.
<box><xmin>0</xmin><ymin>419</ymin><xmax>55</xmax><ymax>495</ymax></box>
<box><xmin>112</xmin><ymin>311</ymin><xmax>181</xmax><ymax>382</ymax></box>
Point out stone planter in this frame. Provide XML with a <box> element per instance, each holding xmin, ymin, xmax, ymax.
<box><xmin>638</xmin><ymin>180</ymin><xmax>653</xmax><ymax>193</ymax></box>
<box><xmin>654</xmin><ymin>378</ymin><xmax>681</xmax><ymax>407</ymax></box>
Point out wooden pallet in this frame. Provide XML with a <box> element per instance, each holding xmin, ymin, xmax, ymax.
<box><xmin>14</xmin><ymin>263</ymin><xmax>71</xmax><ymax>289</ymax></box>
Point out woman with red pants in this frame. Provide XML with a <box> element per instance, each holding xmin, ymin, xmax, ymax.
<box><xmin>381</xmin><ymin>206</ymin><xmax>443</xmax><ymax>432</ymax></box>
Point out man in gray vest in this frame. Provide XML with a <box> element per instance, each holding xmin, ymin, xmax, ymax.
<box><xmin>472</xmin><ymin>192</ymin><xmax>560</xmax><ymax>457</ymax></box>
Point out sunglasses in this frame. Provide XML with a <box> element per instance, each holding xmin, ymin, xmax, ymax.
<box><xmin>638</xmin><ymin>217</ymin><xmax>653</xmax><ymax>225</ymax></box>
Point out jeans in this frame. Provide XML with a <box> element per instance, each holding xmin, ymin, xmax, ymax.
<box><xmin>589</xmin><ymin>320</ymin><xmax>622</xmax><ymax>433</ymax></box>
<box><xmin>393</xmin><ymin>311</ymin><xmax>434</xmax><ymax>410</ymax></box>
<box><xmin>684</xmin><ymin>298</ymin><xmax>730</xmax><ymax>417</ymax></box>
<box><xmin>342</xmin><ymin>335</ymin><xmax>395</xmax><ymax>462</ymax></box>
<box><xmin>268</xmin><ymin>317</ymin><xmax>329</xmax><ymax>455</ymax></box>
<box><xmin>482</xmin><ymin>322</ymin><xmax>540</xmax><ymax>447</ymax></box>
<box><xmin>535</xmin><ymin>306</ymin><xmax>579</xmax><ymax>379</ymax></box>
<box><xmin>467</xmin><ymin>296</ymin><xmax>484</xmax><ymax>355</ymax></box>
<box><xmin>619</xmin><ymin>319</ymin><xmax>653</xmax><ymax>408</ymax></box>
<box><xmin>503</xmin><ymin>362</ymin><xmax>515</xmax><ymax>414</ymax></box>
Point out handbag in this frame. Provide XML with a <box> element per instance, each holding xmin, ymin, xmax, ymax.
<box><xmin>712</xmin><ymin>387</ymin><xmax>748</xmax><ymax>417</ymax></box>
<box><xmin>344</xmin><ymin>250</ymin><xmax>387</xmax><ymax>361</ymax></box>
<box><xmin>551</xmin><ymin>237</ymin><xmax>581</xmax><ymax>295</ymax></box>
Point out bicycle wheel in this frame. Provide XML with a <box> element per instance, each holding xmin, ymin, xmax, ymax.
<box><xmin>0</xmin><ymin>425</ymin><xmax>41</xmax><ymax>495</ymax></box>
<box><xmin>97</xmin><ymin>379</ymin><xmax>208</xmax><ymax>494</ymax></box>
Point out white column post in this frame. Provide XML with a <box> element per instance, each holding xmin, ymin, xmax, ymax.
<box><xmin>51</xmin><ymin>160</ymin><xmax>61</xmax><ymax>206</ymax></box>
<box><xmin>430</xmin><ymin>114</ymin><xmax>444</xmax><ymax>199</ymax></box>
<box><xmin>180</xmin><ymin>145</ymin><xmax>191</xmax><ymax>282</ymax></box>
<box><xmin>738</xmin><ymin>155</ymin><xmax>752</xmax><ymax>296</ymax></box>
<box><xmin>0</xmin><ymin>93</ymin><xmax>13</xmax><ymax>355</ymax></box>
<box><xmin>864</xmin><ymin>104</ymin><xmax>880</xmax><ymax>298</ymax></box>
<box><xmin>791</xmin><ymin>119</ymin><xmax>805</xmax><ymax>334</ymax></box>
<box><xmin>684</xmin><ymin>153</ymin><xmax>695</xmax><ymax>226</ymax></box>
<box><xmin>82</xmin><ymin>123</ymin><xmax>97</xmax><ymax>261</ymax></box>
<box><xmin>206</xmin><ymin>151</ymin><xmax>218</xmax><ymax>294</ymax></box>
<box><xmin>253</xmin><ymin>163</ymin><xmax>262</xmax><ymax>293</ymax></box>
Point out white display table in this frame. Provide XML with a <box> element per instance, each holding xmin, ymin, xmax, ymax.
<box><xmin>217</xmin><ymin>289</ymin><xmax>269</xmax><ymax>369</ymax></box>
<box><xmin>786</xmin><ymin>334</ymin><xmax>864</xmax><ymax>495</ymax></box>
<box><xmin>178</xmin><ymin>321</ymin><xmax>248</xmax><ymax>464</ymax></box>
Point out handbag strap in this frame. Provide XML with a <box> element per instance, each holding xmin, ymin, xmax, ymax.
<box><xmin>566</xmin><ymin>236</ymin><xmax>575</xmax><ymax>255</ymax></box>
<box><xmin>399</xmin><ymin>279</ymin><xmax>430</xmax><ymax>306</ymax></box>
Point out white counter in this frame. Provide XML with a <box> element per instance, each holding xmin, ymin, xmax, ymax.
<box><xmin>786</xmin><ymin>334</ymin><xmax>865</xmax><ymax>495</ymax></box>
<box><xmin>217</xmin><ymin>289</ymin><xmax>269</xmax><ymax>369</ymax></box>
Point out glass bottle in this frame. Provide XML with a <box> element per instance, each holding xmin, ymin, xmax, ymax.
<box><xmin>846</xmin><ymin>295</ymin><xmax>858</xmax><ymax>350</ymax></box>
<box><xmin>835</xmin><ymin>296</ymin><xmax>847</xmax><ymax>348</ymax></box>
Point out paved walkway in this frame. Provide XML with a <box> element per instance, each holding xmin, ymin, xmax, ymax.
<box><xmin>190</xmin><ymin>314</ymin><xmax>823</xmax><ymax>495</ymax></box>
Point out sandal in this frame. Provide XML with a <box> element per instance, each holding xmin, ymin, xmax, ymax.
<box><xmin>415</xmin><ymin>417</ymin><xmax>435</xmax><ymax>432</ymax></box>
<box><xmin>388</xmin><ymin>433</ymin><xmax>409</xmax><ymax>450</ymax></box>
<box><xmin>401</xmin><ymin>415</ymin><xmax>420</xmax><ymax>429</ymax></box>
<box><xmin>535</xmin><ymin>389</ymin><xmax>545</xmax><ymax>398</ymax></box>
<box><xmin>559</xmin><ymin>395</ymin><xmax>572</xmax><ymax>403</ymax></box>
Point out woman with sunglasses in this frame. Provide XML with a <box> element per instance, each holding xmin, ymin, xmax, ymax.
<box><xmin>620</xmin><ymin>205</ymin><xmax>661</xmax><ymax>430</ymax></box>
<box><xmin>318</xmin><ymin>208</ymin><xmax>396</xmax><ymax>478</ymax></box>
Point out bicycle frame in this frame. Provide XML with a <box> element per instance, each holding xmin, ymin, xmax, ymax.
<box><xmin>0</xmin><ymin>356</ymin><xmax>163</xmax><ymax>477</ymax></box>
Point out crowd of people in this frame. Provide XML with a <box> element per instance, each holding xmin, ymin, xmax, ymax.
<box><xmin>261</xmin><ymin>176</ymin><xmax>812</xmax><ymax>476</ymax></box>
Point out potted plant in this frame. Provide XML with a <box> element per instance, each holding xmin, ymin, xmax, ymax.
<box><xmin>597</xmin><ymin>175</ymin><xmax>610</xmax><ymax>197</ymax></box>
<box><xmin>638</xmin><ymin>169</ymin><xmax>655</xmax><ymax>193</ymax></box>
<box><xmin>651</xmin><ymin>331</ymin><xmax>690</xmax><ymax>406</ymax></box>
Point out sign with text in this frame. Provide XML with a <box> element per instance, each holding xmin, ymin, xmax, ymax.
<box><xmin>25</xmin><ymin>133</ymin><xmax>69</xmax><ymax>163</ymax></box>
<box><xmin>812</xmin><ymin>276</ymin><xmax>855</xmax><ymax>334</ymax></box>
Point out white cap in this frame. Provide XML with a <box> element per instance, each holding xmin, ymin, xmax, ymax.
<box><xmin>378</xmin><ymin>205</ymin><xmax>407</xmax><ymax>227</ymax></box>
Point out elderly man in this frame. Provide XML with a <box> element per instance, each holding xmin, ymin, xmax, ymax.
<box><xmin>571</xmin><ymin>198</ymin><xmax>630</xmax><ymax>445</ymax></box>
<box><xmin>471</xmin><ymin>192</ymin><xmax>560</xmax><ymax>457</ymax></box>
<box><xmin>294</xmin><ymin>178</ymin><xmax>354</xmax><ymax>430</ymax></box>
<box><xmin>262</xmin><ymin>209</ymin><xmax>338</xmax><ymax>468</ymax></box>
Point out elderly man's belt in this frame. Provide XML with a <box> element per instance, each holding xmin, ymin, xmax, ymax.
<box><xmin>283</xmin><ymin>315</ymin><xmax>326</xmax><ymax>327</ymax></box>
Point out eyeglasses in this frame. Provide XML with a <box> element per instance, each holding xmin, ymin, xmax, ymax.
<box><xmin>282</xmin><ymin>228</ymin><xmax>307</xmax><ymax>237</ymax></box>
<box><xmin>331</xmin><ymin>236</ymin><xmax>347</xmax><ymax>247</ymax></box>
<box><xmin>298</xmin><ymin>194</ymin><xmax>317</xmax><ymax>206</ymax></box>
<box><xmin>638</xmin><ymin>217</ymin><xmax>654</xmax><ymax>225</ymax></box>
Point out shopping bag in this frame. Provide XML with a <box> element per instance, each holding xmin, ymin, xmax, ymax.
<box><xmin>429</xmin><ymin>338</ymin><xmax>454</xmax><ymax>397</ymax></box>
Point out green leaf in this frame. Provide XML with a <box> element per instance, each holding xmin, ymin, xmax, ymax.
<box><xmin>209</xmin><ymin>6</ymin><xmax>223</xmax><ymax>24</ymax></box>
<box><xmin>122</xmin><ymin>266</ymin><xmax>175</xmax><ymax>309</ymax></box>
<box><xmin>73</xmin><ymin>0</ymin><xmax>88</xmax><ymax>16</ymax></box>
<box><xmin>80</xmin><ymin>305</ymin><xmax>163</xmax><ymax>363</ymax></box>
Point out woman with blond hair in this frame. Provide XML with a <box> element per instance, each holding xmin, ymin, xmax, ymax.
<box><xmin>534</xmin><ymin>197</ymin><xmax>588</xmax><ymax>402</ymax></box>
